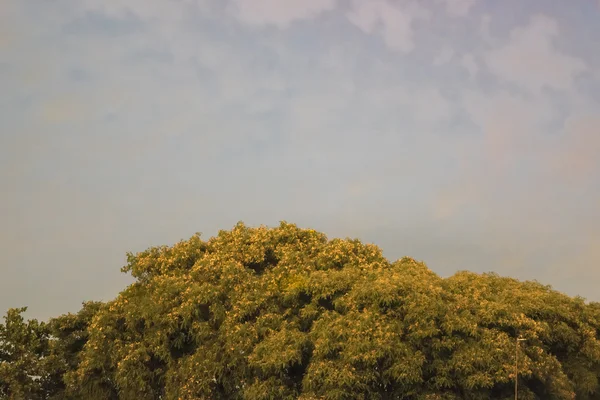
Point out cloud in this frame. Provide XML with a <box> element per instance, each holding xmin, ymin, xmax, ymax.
<box><xmin>228</xmin><ymin>0</ymin><xmax>336</xmax><ymax>27</ymax></box>
<box><xmin>485</xmin><ymin>14</ymin><xmax>587</xmax><ymax>93</ymax></box>
<box><xmin>413</xmin><ymin>87</ymin><xmax>452</xmax><ymax>123</ymax></box>
<box><xmin>77</xmin><ymin>0</ymin><xmax>193</xmax><ymax>21</ymax></box>
<box><xmin>346</xmin><ymin>0</ymin><xmax>429</xmax><ymax>53</ymax></box>
<box><xmin>433</xmin><ymin>46</ymin><xmax>454</xmax><ymax>66</ymax></box>
<box><xmin>440</xmin><ymin>0</ymin><xmax>477</xmax><ymax>17</ymax></box>
<box><xmin>548</xmin><ymin>113</ymin><xmax>600</xmax><ymax>183</ymax></box>
<box><xmin>432</xmin><ymin>183</ymin><xmax>479</xmax><ymax>221</ymax></box>
<box><xmin>546</xmin><ymin>234</ymin><xmax>600</xmax><ymax>301</ymax></box>
<box><xmin>36</xmin><ymin>102</ymin><xmax>72</xmax><ymax>124</ymax></box>
<box><xmin>463</xmin><ymin>89</ymin><xmax>551</xmax><ymax>167</ymax></box>
<box><xmin>0</xmin><ymin>22</ymin><xmax>15</xmax><ymax>51</ymax></box>
<box><xmin>429</xmin><ymin>88</ymin><xmax>555</xmax><ymax>223</ymax></box>
<box><xmin>480</xmin><ymin>14</ymin><xmax>492</xmax><ymax>44</ymax></box>
<box><xmin>3</xmin><ymin>0</ymin><xmax>600</xmax><ymax>321</ymax></box>
<box><xmin>461</xmin><ymin>54</ymin><xmax>478</xmax><ymax>78</ymax></box>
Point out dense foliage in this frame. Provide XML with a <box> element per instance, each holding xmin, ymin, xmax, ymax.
<box><xmin>2</xmin><ymin>222</ymin><xmax>600</xmax><ymax>399</ymax></box>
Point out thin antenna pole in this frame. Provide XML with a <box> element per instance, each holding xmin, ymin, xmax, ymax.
<box><xmin>515</xmin><ymin>337</ymin><xmax>525</xmax><ymax>400</ymax></box>
<box><xmin>515</xmin><ymin>338</ymin><xmax>518</xmax><ymax>400</ymax></box>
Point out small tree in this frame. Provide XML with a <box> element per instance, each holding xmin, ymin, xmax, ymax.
<box><xmin>0</xmin><ymin>307</ymin><xmax>49</xmax><ymax>399</ymax></box>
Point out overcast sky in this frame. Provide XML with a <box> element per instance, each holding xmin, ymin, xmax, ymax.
<box><xmin>2</xmin><ymin>0</ymin><xmax>600</xmax><ymax>321</ymax></box>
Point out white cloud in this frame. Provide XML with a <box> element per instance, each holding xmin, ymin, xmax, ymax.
<box><xmin>228</xmin><ymin>0</ymin><xmax>336</xmax><ymax>27</ymax></box>
<box><xmin>463</xmin><ymin>89</ymin><xmax>551</xmax><ymax>167</ymax></box>
<box><xmin>480</xmin><ymin>14</ymin><xmax>492</xmax><ymax>44</ymax></box>
<box><xmin>485</xmin><ymin>14</ymin><xmax>587</xmax><ymax>92</ymax></box>
<box><xmin>546</xmin><ymin>233</ymin><xmax>600</xmax><ymax>301</ymax></box>
<box><xmin>413</xmin><ymin>87</ymin><xmax>452</xmax><ymax>123</ymax></box>
<box><xmin>440</xmin><ymin>0</ymin><xmax>477</xmax><ymax>16</ymax></box>
<box><xmin>433</xmin><ymin>46</ymin><xmax>454</xmax><ymax>65</ymax></box>
<box><xmin>78</xmin><ymin>0</ymin><xmax>190</xmax><ymax>21</ymax></box>
<box><xmin>548</xmin><ymin>113</ymin><xmax>600</xmax><ymax>183</ymax></box>
<box><xmin>4</xmin><ymin>0</ymin><xmax>600</xmax><ymax>317</ymax></box>
<box><xmin>346</xmin><ymin>0</ymin><xmax>429</xmax><ymax>53</ymax></box>
<box><xmin>461</xmin><ymin>54</ymin><xmax>478</xmax><ymax>78</ymax></box>
<box><xmin>432</xmin><ymin>182</ymin><xmax>479</xmax><ymax>221</ymax></box>
<box><xmin>358</xmin><ymin>82</ymin><xmax>452</xmax><ymax>127</ymax></box>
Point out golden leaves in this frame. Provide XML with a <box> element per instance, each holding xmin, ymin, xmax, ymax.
<box><xmin>55</xmin><ymin>222</ymin><xmax>600</xmax><ymax>399</ymax></box>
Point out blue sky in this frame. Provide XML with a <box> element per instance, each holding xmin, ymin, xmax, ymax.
<box><xmin>1</xmin><ymin>0</ymin><xmax>600</xmax><ymax>320</ymax></box>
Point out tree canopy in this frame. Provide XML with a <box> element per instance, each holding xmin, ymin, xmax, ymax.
<box><xmin>2</xmin><ymin>222</ymin><xmax>600</xmax><ymax>399</ymax></box>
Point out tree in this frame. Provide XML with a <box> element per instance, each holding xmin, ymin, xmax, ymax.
<box><xmin>42</xmin><ymin>301</ymin><xmax>104</xmax><ymax>399</ymax></box>
<box><xmin>3</xmin><ymin>221</ymin><xmax>600</xmax><ymax>399</ymax></box>
<box><xmin>0</xmin><ymin>307</ymin><xmax>49</xmax><ymax>399</ymax></box>
<box><xmin>0</xmin><ymin>302</ymin><xmax>103</xmax><ymax>400</ymax></box>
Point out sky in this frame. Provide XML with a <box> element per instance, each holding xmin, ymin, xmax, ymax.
<box><xmin>1</xmin><ymin>0</ymin><xmax>600</xmax><ymax>321</ymax></box>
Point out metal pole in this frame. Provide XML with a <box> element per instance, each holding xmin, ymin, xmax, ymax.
<box><xmin>515</xmin><ymin>338</ymin><xmax>518</xmax><ymax>400</ymax></box>
<box><xmin>515</xmin><ymin>337</ymin><xmax>525</xmax><ymax>400</ymax></box>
